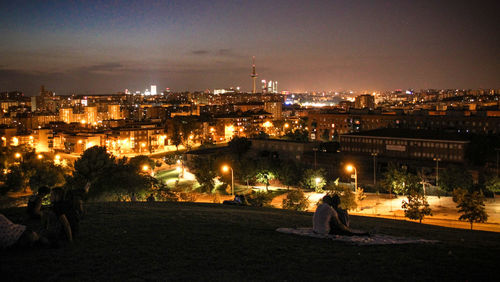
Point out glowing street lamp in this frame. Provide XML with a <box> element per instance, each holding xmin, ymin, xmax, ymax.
<box><xmin>222</xmin><ymin>165</ymin><xmax>234</xmax><ymax>196</ymax></box>
<box><xmin>37</xmin><ymin>154</ymin><xmax>43</xmax><ymax>160</ymax></box>
<box><xmin>346</xmin><ymin>164</ymin><xmax>357</xmax><ymax>193</ymax></box>
<box><xmin>315</xmin><ymin>177</ymin><xmax>321</xmax><ymax>190</ymax></box>
<box><xmin>15</xmin><ymin>153</ymin><xmax>21</xmax><ymax>159</ymax></box>
<box><xmin>142</xmin><ymin>164</ymin><xmax>149</xmax><ymax>172</ymax></box>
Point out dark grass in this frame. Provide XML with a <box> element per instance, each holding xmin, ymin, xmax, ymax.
<box><xmin>2</xmin><ymin>202</ymin><xmax>500</xmax><ymax>281</ymax></box>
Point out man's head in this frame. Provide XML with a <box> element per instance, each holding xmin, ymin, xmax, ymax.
<box><xmin>331</xmin><ymin>194</ymin><xmax>341</xmax><ymax>208</ymax></box>
<box><xmin>38</xmin><ymin>186</ymin><xmax>50</xmax><ymax>196</ymax></box>
<box><xmin>322</xmin><ymin>195</ymin><xmax>333</xmax><ymax>206</ymax></box>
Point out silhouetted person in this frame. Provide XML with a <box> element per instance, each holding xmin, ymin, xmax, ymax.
<box><xmin>313</xmin><ymin>195</ymin><xmax>368</xmax><ymax>236</ymax></box>
<box><xmin>147</xmin><ymin>193</ymin><xmax>155</xmax><ymax>202</ymax></box>
<box><xmin>27</xmin><ymin>186</ymin><xmax>50</xmax><ymax>219</ymax></box>
<box><xmin>331</xmin><ymin>194</ymin><xmax>349</xmax><ymax>227</ymax></box>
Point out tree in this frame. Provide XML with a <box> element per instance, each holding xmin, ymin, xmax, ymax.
<box><xmin>28</xmin><ymin>162</ymin><xmax>66</xmax><ymax>192</ymax></box>
<box><xmin>128</xmin><ymin>155</ymin><xmax>155</xmax><ymax>172</ymax></box>
<box><xmin>256</xmin><ymin>170</ymin><xmax>275</xmax><ymax>192</ymax></box>
<box><xmin>382</xmin><ymin>163</ymin><xmax>421</xmax><ymax>195</ymax></box>
<box><xmin>73</xmin><ymin>146</ymin><xmax>115</xmax><ymax>185</ymax></box>
<box><xmin>439</xmin><ymin>165</ymin><xmax>473</xmax><ymax>192</ymax></box>
<box><xmin>235</xmin><ymin>157</ymin><xmax>257</xmax><ymax>189</ymax></box>
<box><xmin>228</xmin><ymin>137</ymin><xmax>251</xmax><ymax>160</ymax></box>
<box><xmin>457</xmin><ymin>191</ymin><xmax>488</xmax><ymax>230</ymax></box>
<box><xmin>485</xmin><ymin>177</ymin><xmax>500</xmax><ymax>194</ymax></box>
<box><xmin>191</xmin><ymin>156</ymin><xmax>217</xmax><ymax>193</ymax></box>
<box><xmin>282</xmin><ymin>189</ymin><xmax>309</xmax><ymax>211</ymax></box>
<box><xmin>299</xmin><ymin>168</ymin><xmax>326</xmax><ymax>192</ymax></box>
<box><xmin>401</xmin><ymin>192</ymin><xmax>432</xmax><ymax>223</ymax></box>
<box><xmin>277</xmin><ymin>161</ymin><xmax>300</xmax><ymax>190</ymax></box>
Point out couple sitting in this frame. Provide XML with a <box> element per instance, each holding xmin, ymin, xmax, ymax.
<box><xmin>313</xmin><ymin>194</ymin><xmax>369</xmax><ymax>236</ymax></box>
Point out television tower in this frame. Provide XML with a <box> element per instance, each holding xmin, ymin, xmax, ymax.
<box><xmin>250</xmin><ymin>56</ymin><xmax>258</xmax><ymax>94</ymax></box>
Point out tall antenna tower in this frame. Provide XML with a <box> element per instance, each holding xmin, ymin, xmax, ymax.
<box><xmin>250</xmin><ymin>56</ymin><xmax>258</xmax><ymax>94</ymax></box>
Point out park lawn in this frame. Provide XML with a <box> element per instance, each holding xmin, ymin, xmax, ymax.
<box><xmin>2</xmin><ymin>202</ymin><xmax>500</xmax><ymax>281</ymax></box>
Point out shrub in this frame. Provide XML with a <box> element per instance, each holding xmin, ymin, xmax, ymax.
<box><xmin>401</xmin><ymin>192</ymin><xmax>432</xmax><ymax>223</ymax></box>
<box><xmin>247</xmin><ymin>191</ymin><xmax>274</xmax><ymax>207</ymax></box>
<box><xmin>155</xmin><ymin>189</ymin><xmax>179</xmax><ymax>202</ymax></box>
<box><xmin>282</xmin><ymin>190</ymin><xmax>309</xmax><ymax>211</ymax></box>
<box><xmin>179</xmin><ymin>192</ymin><xmax>199</xmax><ymax>202</ymax></box>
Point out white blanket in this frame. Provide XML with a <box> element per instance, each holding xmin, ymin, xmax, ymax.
<box><xmin>276</xmin><ymin>228</ymin><xmax>439</xmax><ymax>245</ymax></box>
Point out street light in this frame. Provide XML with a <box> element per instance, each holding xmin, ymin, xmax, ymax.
<box><xmin>371</xmin><ymin>152</ymin><xmax>378</xmax><ymax>185</ymax></box>
<box><xmin>315</xmin><ymin>177</ymin><xmax>321</xmax><ymax>191</ymax></box>
<box><xmin>433</xmin><ymin>157</ymin><xmax>441</xmax><ymax>186</ymax></box>
<box><xmin>142</xmin><ymin>165</ymin><xmax>149</xmax><ymax>172</ymax></box>
<box><xmin>37</xmin><ymin>154</ymin><xmax>43</xmax><ymax>160</ymax></box>
<box><xmin>345</xmin><ymin>164</ymin><xmax>357</xmax><ymax>193</ymax></box>
<box><xmin>222</xmin><ymin>165</ymin><xmax>234</xmax><ymax>196</ymax></box>
<box><xmin>15</xmin><ymin>153</ymin><xmax>21</xmax><ymax>159</ymax></box>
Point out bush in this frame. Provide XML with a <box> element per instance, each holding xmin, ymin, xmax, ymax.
<box><xmin>328</xmin><ymin>187</ymin><xmax>357</xmax><ymax>211</ymax></box>
<box><xmin>179</xmin><ymin>192</ymin><xmax>198</xmax><ymax>202</ymax></box>
<box><xmin>155</xmin><ymin>189</ymin><xmax>179</xmax><ymax>202</ymax></box>
<box><xmin>401</xmin><ymin>192</ymin><xmax>432</xmax><ymax>223</ymax></box>
<box><xmin>282</xmin><ymin>190</ymin><xmax>309</xmax><ymax>211</ymax></box>
<box><xmin>247</xmin><ymin>191</ymin><xmax>274</xmax><ymax>207</ymax></box>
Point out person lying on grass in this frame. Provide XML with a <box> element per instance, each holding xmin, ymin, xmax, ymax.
<box><xmin>0</xmin><ymin>213</ymin><xmax>40</xmax><ymax>249</ymax></box>
<box><xmin>313</xmin><ymin>195</ymin><xmax>369</xmax><ymax>236</ymax></box>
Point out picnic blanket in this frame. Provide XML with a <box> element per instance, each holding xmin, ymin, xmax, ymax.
<box><xmin>276</xmin><ymin>228</ymin><xmax>439</xmax><ymax>245</ymax></box>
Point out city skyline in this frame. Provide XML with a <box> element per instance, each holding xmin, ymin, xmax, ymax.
<box><xmin>1</xmin><ymin>0</ymin><xmax>499</xmax><ymax>96</ymax></box>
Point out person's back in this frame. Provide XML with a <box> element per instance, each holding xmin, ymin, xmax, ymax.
<box><xmin>313</xmin><ymin>203</ymin><xmax>337</xmax><ymax>234</ymax></box>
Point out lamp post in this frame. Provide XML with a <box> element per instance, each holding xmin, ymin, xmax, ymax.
<box><xmin>346</xmin><ymin>164</ymin><xmax>357</xmax><ymax>194</ymax></box>
<box><xmin>433</xmin><ymin>157</ymin><xmax>441</xmax><ymax>186</ymax></box>
<box><xmin>371</xmin><ymin>152</ymin><xmax>378</xmax><ymax>185</ymax></box>
<box><xmin>222</xmin><ymin>165</ymin><xmax>234</xmax><ymax>196</ymax></box>
<box><xmin>315</xmin><ymin>177</ymin><xmax>321</xmax><ymax>191</ymax></box>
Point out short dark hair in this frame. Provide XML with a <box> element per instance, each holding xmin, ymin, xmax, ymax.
<box><xmin>331</xmin><ymin>194</ymin><xmax>341</xmax><ymax>206</ymax></box>
<box><xmin>322</xmin><ymin>195</ymin><xmax>333</xmax><ymax>206</ymax></box>
<box><xmin>38</xmin><ymin>186</ymin><xmax>50</xmax><ymax>195</ymax></box>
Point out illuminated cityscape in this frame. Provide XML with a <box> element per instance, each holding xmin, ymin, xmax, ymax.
<box><xmin>0</xmin><ymin>0</ymin><xmax>499</xmax><ymax>281</ymax></box>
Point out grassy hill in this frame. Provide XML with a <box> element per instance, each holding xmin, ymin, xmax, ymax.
<box><xmin>2</xmin><ymin>202</ymin><xmax>500</xmax><ymax>281</ymax></box>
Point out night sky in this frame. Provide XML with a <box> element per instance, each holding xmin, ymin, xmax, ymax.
<box><xmin>1</xmin><ymin>0</ymin><xmax>499</xmax><ymax>95</ymax></box>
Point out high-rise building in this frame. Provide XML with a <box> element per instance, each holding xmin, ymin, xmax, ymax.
<box><xmin>151</xmin><ymin>85</ymin><xmax>157</xmax><ymax>95</ymax></box>
<box><xmin>59</xmin><ymin>108</ymin><xmax>73</xmax><ymax>124</ymax></box>
<box><xmin>354</xmin><ymin>94</ymin><xmax>375</xmax><ymax>109</ymax></box>
<box><xmin>264</xmin><ymin>101</ymin><xmax>282</xmax><ymax>119</ymax></box>
<box><xmin>85</xmin><ymin>106</ymin><xmax>98</xmax><ymax>124</ymax></box>
<box><xmin>108</xmin><ymin>104</ymin><xmax>121</xmax><ymax>120</ymax></box>
<box><xmin>272</xmin><ymin>81</ymin><xmax>278</xmax><ymax>94</ymax></box>
<box><xmin>261</xmin><ymin>80</ymin><xmax>267</xmax><ymax>93</ymax></box>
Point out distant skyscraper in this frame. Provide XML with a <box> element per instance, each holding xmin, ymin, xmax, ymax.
<box><xmin>151</xmin><ymin>85</ymin><xmax>157</xmax><ymax>95</ymax></box>
<box><xmin>272</xmin><ymin>81</ymin><xmax>278</xmax><ymax>94</ymax></box>
<box><xmin>250</xmin><ymin>57</ymin><xmax>258</xmax><ymax>94</ymax></box>
<box><xmin>261</xmin><ymin>80</ymin><xmax>267</xmax><ymax>93</ymax></box>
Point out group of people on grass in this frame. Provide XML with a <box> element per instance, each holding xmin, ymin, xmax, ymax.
<box><xmin>0</xmin><ymin>182</ymin><xmax>90</xmax><ymax>249</ymax></box>
<box><xmin>313</xmin><ymin>194</ymin><xmax>370</xmax><ymax>236</ymax></box>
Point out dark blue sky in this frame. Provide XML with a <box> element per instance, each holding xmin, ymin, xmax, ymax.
<box><xmin>1</xmin><ymin>0</ymin><xmax>499</xmax><ymax>95</ymax></box>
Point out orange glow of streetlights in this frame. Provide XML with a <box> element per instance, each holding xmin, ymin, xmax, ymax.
<box><xmin>345</xmin><ymin>164</ymin><xmax>358</xmax><ymax>193</ymax></box>
<box><xmin>37</xmin><ymin>154</ymin><xmax>43</xmax><ymax>159</ymax></box>
<box><xmin>55</xmin><ymin>155</ymin><xmax>61</xmax><ymax>161</ymax></box>
<box><xmin>142</xmin><ymin>165</ymin><xmax>149</xmax><ymax>172</ymax></box>
<box><xmin>221</xmin><ymin>165</ymin><xmax>234</xmax><ymax>195</ymax></box>
<box><xmin>15</xmin><ymin>153</ymin><xmax>21</xmax><ymax>159</ymax></box>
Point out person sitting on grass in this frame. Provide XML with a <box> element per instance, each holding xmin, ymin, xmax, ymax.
<box><xmin>41</xmin><ymin>187</ymin><xmax>79</xmax><ymax>245</ymax></box>
<box><xmin>313</xmin><ymin>195</ymin><xmax>369</xmax><ymax>236</ymax></box>
<box><xmin>0</xmin><ymin>213</ymin><xmax>40</xmax><ymax>249</ymax></box>
<box><xmin>27</xmin><ymin>186</ymin><xmax>51</xmax><ymax>219</ymax></box>
<box><xmin>147</xmin><ymin>193</ymin><xmax>155</xmax><ymax>202</ymax></box>
<box><xmin>331</xmin><ymin>194</ymin><xmax>349</xmax><ymax>227</ymax></box>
